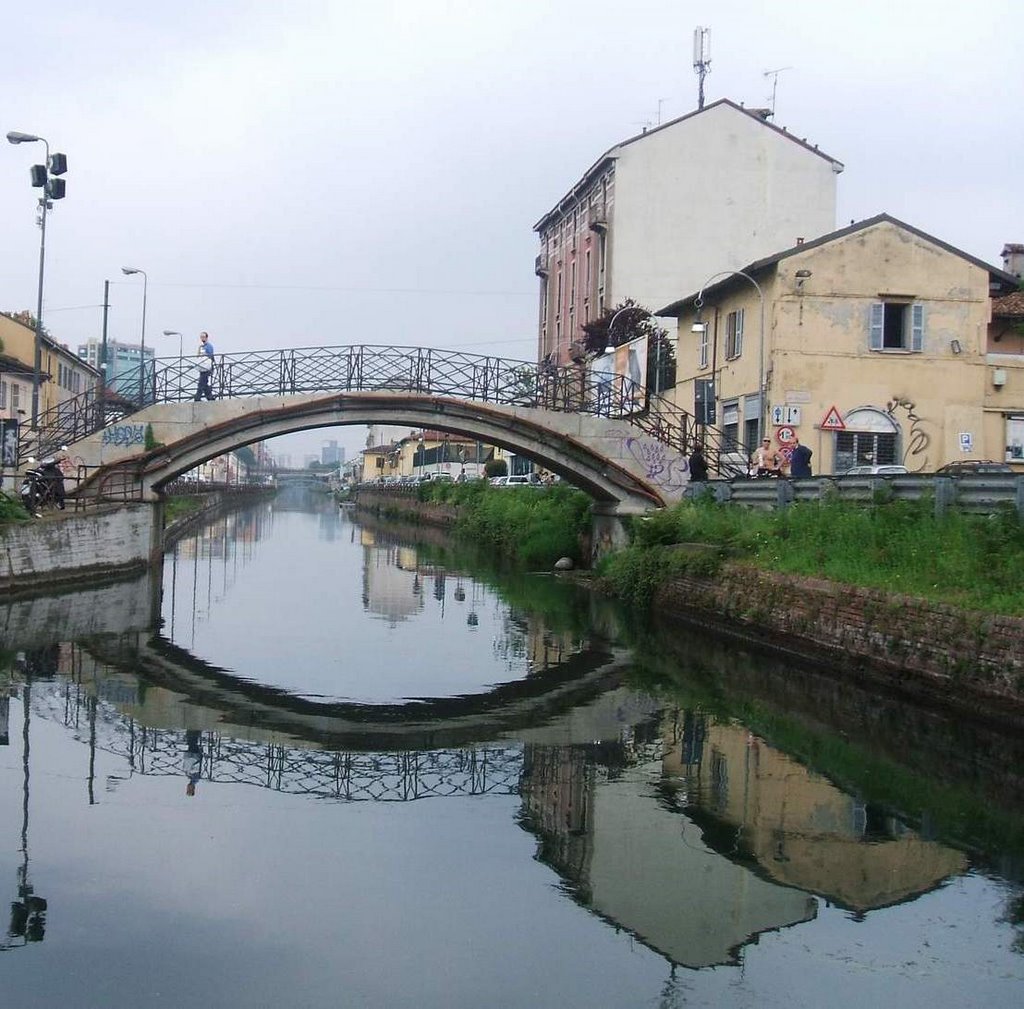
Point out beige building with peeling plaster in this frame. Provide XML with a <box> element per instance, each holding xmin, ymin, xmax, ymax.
<box><xmin>659</xmin><ymin>215</ymin><xmax>1022</xmax><ymax>474</ymax></box>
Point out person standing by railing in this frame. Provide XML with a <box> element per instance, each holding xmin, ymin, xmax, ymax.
<box><xmin>194</xmin><ymin>331</ymin><xmax>216</xmax><ymax>402</ymax></box>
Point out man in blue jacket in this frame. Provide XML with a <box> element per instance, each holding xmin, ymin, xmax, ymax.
<box><xmin>790</xmin><ymin>436</ymin><xmax>813</xmax><ymax>478</ymax></box>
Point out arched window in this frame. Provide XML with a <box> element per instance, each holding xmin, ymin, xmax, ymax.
<box><xmin>834</xmin><ymin>407</ymin><xmax>900</xmax><ymax>473</ymax></box>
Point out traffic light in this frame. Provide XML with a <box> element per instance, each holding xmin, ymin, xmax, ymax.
<box><xmin>46</xmin><ymin>178</ymin><xmax>65</xmax><ymax>200</ymax></box>
<box><xmin>29</xmin><ymin>164</ymin><xmax>46</xmax><ymax>188</ymax></box>
<box><xmin>48</xmin><ymin>152</ymin><xmax>67</xmax><ymax>175</ymax></box>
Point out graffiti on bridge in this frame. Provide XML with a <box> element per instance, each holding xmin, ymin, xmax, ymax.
<box><xmin>101</xmin><ymin>424</ymin><xmax>146</xmax><ymax>448</ymax></box>
<box><xmin>623</xmin><ymin>435</ymin><xmax>689</xmax><ymax>493</ymax></box>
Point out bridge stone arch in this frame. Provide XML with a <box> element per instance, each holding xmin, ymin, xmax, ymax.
<box><xmin>71</xmin><ymin>390</ymin><xmax>690</xmax><ymax>514</ymax></box>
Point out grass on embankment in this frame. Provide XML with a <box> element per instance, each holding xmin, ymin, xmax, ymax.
<box><xmin>415</xmin><ymin>481</ymin><xmax>592</xmax><ymax>569</ymax></box>
<box><xmin>163</xmin><ymin>495</ymin><xmax>207</xmax><ymax>526</ymax></box>
<box><xmin>601</xmin><ymin>495</ymin><xmax>1024</xmax><ymax>615</ymax></box>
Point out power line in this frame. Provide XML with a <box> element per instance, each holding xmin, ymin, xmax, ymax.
<box><xmin>135</xmin><ymin>281</ymin><xmax>536</xmax><ymax>298</ymax></box>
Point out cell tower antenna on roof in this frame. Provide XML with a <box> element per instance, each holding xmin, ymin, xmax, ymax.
<box><xmin>763</xmin><ymin>66</ymin><xmax>792</xmax><ymax>118</ymax></box>
<box><xmin>693</xmin><ymin>27</ymin><xmax>711</xmax><ymax>110</ymax></box>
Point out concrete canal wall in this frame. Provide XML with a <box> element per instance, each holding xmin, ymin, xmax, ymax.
<box><xmin>0</xmin><ymin>504</ymin><xmax>160</xmax><ymax>597</ymax></box>
<box><xmin>655</xmin><ymin>564</ymin><xmax>1024</xmax><ymax>721</ymax></box>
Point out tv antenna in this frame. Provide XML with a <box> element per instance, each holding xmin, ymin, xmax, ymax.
<box><xmin>763</xmin><ymin>66</ymin><xmax>792</xmax><ymax>118</ymax></box>
<box><xmin>693</xmin><ymin>27</ymin><xmax>711</xmax><ymax>109</ymax></box>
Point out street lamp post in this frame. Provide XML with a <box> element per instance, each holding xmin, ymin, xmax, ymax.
<box><xmin>6</xmin><ymin>131</ymin><xmax>68</xmax><ymax>429</ymax></box>
<box><xmin>163</xmin><ymin>330</ymin><xmax>182</xmax><ymax>398</ymax></box>
<box><xmin>693</xmin><ymin>270</ymin><xmax>766</xmax><ymax>443</ymax></box>
<box><xmin>604</xmin><ymin>305</ymin><xmax>634</xmax><ymax>354</ymax></box>
<box><xmin>121</xmin><ymin>267</ymin><xmax>148</xmax><ymax>405</ymax></box>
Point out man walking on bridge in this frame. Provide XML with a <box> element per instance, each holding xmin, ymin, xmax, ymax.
<box><xmin>194</xmin><ymin>331</ymin><xmax>216</xmax><ymax>401</ymax></box>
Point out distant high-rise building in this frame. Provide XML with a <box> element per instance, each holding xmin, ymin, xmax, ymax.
<box><xmin>322</xmin><ymin>439</ymin><xmax>342</xmax><ymax>465</ymax></box>
<box><xmin>78</xmin><ymin>338</ymin><xmax>156</xmax><ymax>398</ymax></box>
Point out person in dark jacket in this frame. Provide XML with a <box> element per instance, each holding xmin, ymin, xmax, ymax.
<box><xmin>688</xmin><ymin>446</ymin><xmax>709</xmax><ymax>482</ymax></box>
<box><xmin>789</xmin><ymin>437</ymin><xmax>813</xmax><ymax>478</ymax></box>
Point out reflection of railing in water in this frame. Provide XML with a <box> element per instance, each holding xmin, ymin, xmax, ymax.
<box><xmin>27</xmin><ymin>679</ymin><xmax>524</xmax><ymax>801</ymax></box>
<box><xmin>124</xmin><ymin>730</ymin><xmax>525</xmax><ymax>801</ymax></box>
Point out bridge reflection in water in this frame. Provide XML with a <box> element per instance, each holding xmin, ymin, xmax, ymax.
<box><xmin>6</xmin><ymin>637</ymin><xmax>971</xmax><ymax>975</ymax></box>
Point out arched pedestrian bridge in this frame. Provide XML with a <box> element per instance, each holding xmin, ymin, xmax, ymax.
<box><xmin>40</xmin><ymin>344</ymin><xmax>701</xmax><ymax>513</ymax></box>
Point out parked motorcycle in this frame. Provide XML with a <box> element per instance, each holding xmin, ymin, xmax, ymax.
<box><xmin>20</xmin><ymin>449</ymin><xmax>68</xmax><ymax>513</ymax></box>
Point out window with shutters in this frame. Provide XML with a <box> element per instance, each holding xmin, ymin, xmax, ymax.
<box><xmin>725</xmin><ymin>309</ymin><xmax>744</xmax><ymax>360</ymax></box>
<box><xmin>869</xmin><ymin>301</ymin><xmax>924</xmax><ymax>352</ymax></box>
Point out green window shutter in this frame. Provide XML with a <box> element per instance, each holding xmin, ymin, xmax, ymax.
<box><xmin>910</xmin><ymin>304</ymin><xmax>924</xmax><ymax>352</ymax></box>
<box><xmin>869</xmin><ymin>303</ymin><xmax>884</xmax><ymax>350</ymax></box>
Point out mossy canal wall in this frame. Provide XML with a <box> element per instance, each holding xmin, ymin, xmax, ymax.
<box><xmin>653</xmin><ymin>565</ymin><xmax>1024</xmax><ymax>724</ymax></box>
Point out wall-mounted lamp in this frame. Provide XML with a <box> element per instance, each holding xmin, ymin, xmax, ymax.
<box><xmin>950</xmin><ymin>339</ymin><xmax>963</xmax><ymax>355</ymax></box>
<box><xmin>795</xmin><ymin>269</ymin><xmax>812</xmax><ymax>279</ymax></box>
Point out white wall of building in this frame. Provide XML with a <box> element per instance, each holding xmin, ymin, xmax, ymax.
<box><xmin>609</xmin><ymin>102</ymin><xmax>840</xmax><ymax>317</ymax></box>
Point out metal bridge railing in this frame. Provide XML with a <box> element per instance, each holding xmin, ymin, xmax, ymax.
<box><xmin>32</xmin><ymin>345</ymin><xmax>668</xmax><ymax>442</ymax></box>
<box><xmin>32</xmin><ymin>344</ymin><xmax>751</xmax><ymax>478</ymax></box>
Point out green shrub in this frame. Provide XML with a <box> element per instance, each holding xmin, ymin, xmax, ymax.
<box><xmin>456</xmin><ymin>482</ymin><xmax>590</xmax><ymax>567</ymax></box>
<box><xmin>0</xmin><ymin>492</ymin><xmax>30</xmax><ymax>524</ymax></box>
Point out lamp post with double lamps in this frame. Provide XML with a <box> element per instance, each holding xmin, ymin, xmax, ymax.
<box><xmin>6</xmin><ymin>131</ymin><xmax>68</xmax><ymax>429</ymax></box>
<box><xmin>121</xmin><ymin>267</ymin><xmax>148</xmax><ymax>405</ymax></box>
<box><xmin>693</xmin><ymin>270</ymin><xmax>766</xmax><ymax>443</ymax></box>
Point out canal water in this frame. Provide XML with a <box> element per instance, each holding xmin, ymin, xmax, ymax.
<box><xmin>1</xmin><ymin>486</ymin><xmax>1022</xmax><ymax>1008</ymax></box>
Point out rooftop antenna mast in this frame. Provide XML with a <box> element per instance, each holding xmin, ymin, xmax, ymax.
<box><xmin>763</xmin><ymin>66</ymin><xmax>792</xmax><ymax>118</ymax></box>
<box><xmin>693</xmin><ymin>27</ymin><xmax>711</xmax><ymax>110</ymax></box>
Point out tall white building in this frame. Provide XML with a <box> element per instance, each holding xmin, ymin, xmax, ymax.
<box><xmin>534</xmin><ymin>99</ymin><xmax>843</xmax><ymax>365</ymax></box>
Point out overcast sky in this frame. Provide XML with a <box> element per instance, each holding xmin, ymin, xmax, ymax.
<box><xmin>2</xmin><ymin>0</ymin><xmax>1019</xmax><ymax>459</ymax></box>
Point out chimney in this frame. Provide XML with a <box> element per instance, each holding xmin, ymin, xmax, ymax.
<box><xmin>1002</xmin><ymin>243</ymin><xmax>1024</xmax><ymax>279</ymax></box>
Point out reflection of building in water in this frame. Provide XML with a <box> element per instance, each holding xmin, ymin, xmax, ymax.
<box><xmin>520</xmin><ymin>727</ymin><xmax>817</xmax><ymax>968</ymax></box>
<box><xmin>659</xmin><ymin>716</ymin><xmax>968</xmax><ymax>913</ymax></box>
<box><xmin>360</xmin><ymin>535</ymin><xmax>426</xmax><ymax>624</ymax></box>
<box><xmin>520</xmin><ymin>707</ymin><xmax>970</xmax><ymax>969</ymax></box>
<box><xmin>356</xmin><ymin>530</ymin><xmax>585</xmax><ymax>668</ymax></box>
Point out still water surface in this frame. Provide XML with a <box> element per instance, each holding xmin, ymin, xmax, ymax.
<box><xmin>1</xmin><ymin>487</ymin><xmax>1022</xmax><ymax>1008</ymax></box>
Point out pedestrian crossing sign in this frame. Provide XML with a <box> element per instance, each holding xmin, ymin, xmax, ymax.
<box><xmin>820</xmin><ymin>406</ymin><xmax>845</xmax><ymax>431</ymax></box>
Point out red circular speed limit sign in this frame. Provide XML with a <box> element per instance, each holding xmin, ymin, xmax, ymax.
<box><xmin>775</xmin><ymin>425</ymin><xmax>796</xmax><ymax>444</ymax></box>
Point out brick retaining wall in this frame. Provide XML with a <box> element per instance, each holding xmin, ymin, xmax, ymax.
<box><xmin>656</xmin><ymin>565</ymin><xmax>1024</xmax><ymax>715</ymax></box>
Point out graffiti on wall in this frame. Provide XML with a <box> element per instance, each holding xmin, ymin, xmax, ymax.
<box><xmin>622</xmin><ymin>435</ymin><xmax>689</xmax><ymax>494</ymax></box>
<box><xmin>886</xmin><ymin>397</ymin><xmax>931</xmax><ymax>472</ymax></box>
<box><xmin>101</xmin><ymin>424</ymin><xmax>146</xmax><ymax>448</ymax></box>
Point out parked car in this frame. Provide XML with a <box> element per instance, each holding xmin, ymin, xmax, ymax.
<box><xmin>936</xmin><ymin>460</ymin><xmax>1013</xmax><ymax>475</ymax></box>
<box><xmin>489</xmin><ymin>476</ymin><xmax>508</xmax><ymax>486</ymax></box>
<box><xmin>504</xmin><ymin>474</ymin><xmax>541</xmax><ymax>487</ymax></box>
<box><xmin>841</xmin><ymin>464</ymin><xmax>909</xmax><ymax>476</ymax></box>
